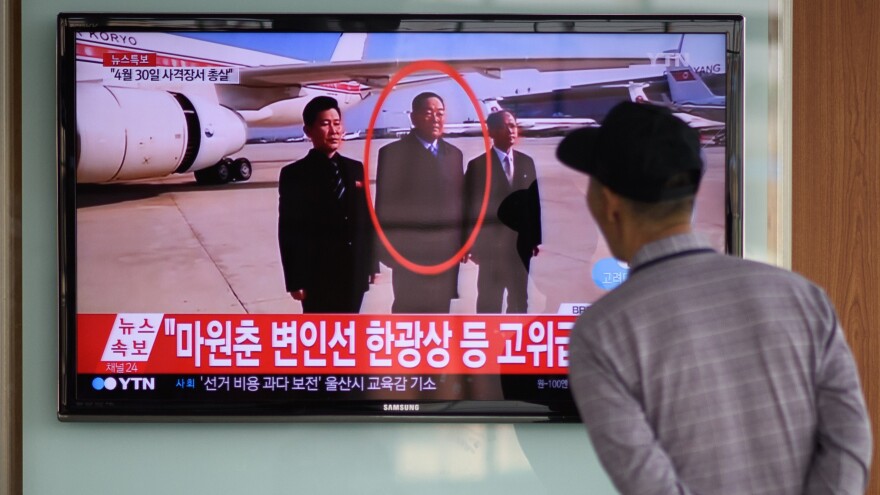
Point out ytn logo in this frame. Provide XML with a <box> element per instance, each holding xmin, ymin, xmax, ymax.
<box><xmin>646</xmin><ymin>52</ymin><xmax>691</xmax><ymax>67</ymax></box>
<box><xmin>92</xmin><ymin>376</ymin><xmax>156</xmax><ymax>391</ymax></box>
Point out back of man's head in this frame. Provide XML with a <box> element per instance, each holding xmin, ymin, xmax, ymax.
<box><xmin>556</xmin><ymin>101</ymin><xmax>704</xmax><ymax>205</ymax></box>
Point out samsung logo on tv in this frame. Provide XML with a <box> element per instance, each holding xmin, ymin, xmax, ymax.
<box><xmin>383</xmin><ymin>404</ymin><xmax>420</xmax><ymax>412</ymax></box>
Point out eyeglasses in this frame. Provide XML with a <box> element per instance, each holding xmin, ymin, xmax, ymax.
<box><xmin>415</xmin><ymin>109</ymin><xmax>445</xmax><ymax>120</ymax></box>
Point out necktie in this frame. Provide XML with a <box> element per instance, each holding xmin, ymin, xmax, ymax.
<box><xmin>428</xmin><ymin>144</ymin><xmax>438</xmax><ymax>157</ymax></box>
<box><xmin>330</xmin><ymin>159</ymin><xmax>345</xmax><ymax>200</ymax></box>
<box><xmin>503</xmin><ymin>155</ymin><xmax>513</xmax><ymax>185</ymax></box>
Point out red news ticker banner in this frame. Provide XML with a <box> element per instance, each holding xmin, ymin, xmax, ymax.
<box><xmin>101</xmin><ymin>51</ymin><xmax>157</xmax><ymax>67</ymax></box>
<box><xmin>77</xmin><ymin>314</ymin><xmax>575</xmax><ymax>375</ymax></box>
<box><xmin>77</xmin><ymin>44</ymin><xmax>223</xmax><ymax>68</ymax></box>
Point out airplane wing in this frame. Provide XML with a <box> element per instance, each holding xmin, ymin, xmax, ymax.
<box><xmin>237</xmin><ymin>57</ymin><xmax>652</xmax><ymax>87</ymax></box>
<box><xmin>517</xmin><ymin>118</ymin><xmax>598</xmax><ymax>136</ymax></box>
<box><xmin>672</xmin><ymin>112</ymin><xmax>724</xmax><ymax>131</ymax></box>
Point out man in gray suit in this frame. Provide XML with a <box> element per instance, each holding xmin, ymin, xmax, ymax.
<box><xmin>465</xmin><ymin>110</ymin><xmax>541</xmax><ymax>313</ymax></box>
<box><xmin>560</xmin><ymin>101</ymin><xmax>871</xmax><ymax>495</ymax></box>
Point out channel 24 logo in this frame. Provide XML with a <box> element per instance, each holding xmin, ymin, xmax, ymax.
<box><xmin>91</xmin><ymin>376</ymin><xmax>156</xmax><ymax>391</ymax></box>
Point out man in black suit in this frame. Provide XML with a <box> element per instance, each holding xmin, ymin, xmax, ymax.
<box><xmin>465</xmin><ymin>110</ymin><xmax>542</xmax><ymax>313</ymax></box>
<box><xmin>374</xmin><ymin>92</ymin><xmax>466</xmax><ymax>313</ymax></box>
<box><xmin>278</xmin><ymin>96</ymin><xmax>377</xmax><ymax>313</ymax></box>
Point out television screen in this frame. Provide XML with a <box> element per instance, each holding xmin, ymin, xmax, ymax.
<box><xmin>58</xmin><ymin>14</ymin><xmax>743</xmax><ymax>420</ymax></box>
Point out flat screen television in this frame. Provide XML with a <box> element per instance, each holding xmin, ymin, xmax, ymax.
<box><xmin>58</xmin><ymin>13</ymin><xmax>744</xmax><ymax>421</ymax></box>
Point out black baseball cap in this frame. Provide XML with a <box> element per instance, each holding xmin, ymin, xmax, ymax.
<box><xmin>556</xmin><ymin>101</ymin><xmax>704</xmax><ymax>203</ymax></box>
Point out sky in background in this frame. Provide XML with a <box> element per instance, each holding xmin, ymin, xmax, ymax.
<box><xmin>173</xmin><ymin>31</ymin><xmax>727</xmax><ymax>136</ymax></box>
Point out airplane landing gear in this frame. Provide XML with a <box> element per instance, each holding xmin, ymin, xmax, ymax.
<box><xmin>194</xmin><ymin>158</ymin><xmax>231</xmax><ymax>184</ymax></box>
<box><xmin>231</xmin><ymin>158</ymin><xmax>252</xmax><ymax>181</ymax></box>
<box><xmin>195</xmin><ymin>157</ymin><xmax>251</xmax><ymax>185</ymax></box>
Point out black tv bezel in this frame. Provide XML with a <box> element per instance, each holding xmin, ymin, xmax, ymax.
<box><xmin>57</xmin><ymin>13</ymin><xmax>744</xmax><ymax>422</ymax></box>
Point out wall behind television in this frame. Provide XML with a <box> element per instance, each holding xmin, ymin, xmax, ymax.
<box><xmin>21</xmin><ymin>1</ymin><xmax>781</xmax><ymax>494</ymax></box>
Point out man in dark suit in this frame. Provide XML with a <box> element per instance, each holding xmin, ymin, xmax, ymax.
<box><xmin>374</xmin><ymin>92</ymin><xmax>466</xmax><ymax>313</ymax></box>
<box><xmin>278</xmin><ymin>96</ymin><xmax>377</xmax><ymax>313</ymax></box>
<box><xmin>465</xmin><ymin>110</ymin><xmax>542</xmax><ymax>313</ymax></box>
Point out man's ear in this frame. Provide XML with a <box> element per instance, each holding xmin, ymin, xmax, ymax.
<box><xmin>302</xmin><ymin>125</ymin><xmax>311</xmax><ymax>140</ymax></box>
<box><xmin>601</xmin><ymin>186</ymin><xmax>622</xmax><ymax>225</ymax></box>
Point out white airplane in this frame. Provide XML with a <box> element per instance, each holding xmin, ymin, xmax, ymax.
<box><xmin>481</xmin><ymin>98</ymin><xmax>598</xmax><ymax>136</ymax></box>
<box><xmin>388</xmin><ymin>97</ymin><xmax>598</xmax><ymax>138</ymax></box>
<box><xmin>651</xmin><ymin>48</ymin><xmax>726</xmax><ymax>122</ymax></box>
<box><xmin>72</xmin><ymin>32</ymin><xmax>651</xmax><ymax>185</ymax></box>
<box><xmin>342</xmin><ymin>130</ymin><xmax>363</xmax><ymax>141</ymax></box>
<box><xmin>75</xmin><ymin>32</ymin><xmax>372</xmax><ymax>184</ymax></box>
<box><xmin>615</xmin><ymin>81</ymin><xmax>725</xmax><ymax>146</ymax></box>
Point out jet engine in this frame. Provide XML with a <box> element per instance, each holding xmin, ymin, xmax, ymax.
<box><xmin>76</xmin><ymin>83</ymin><xmax>247</xmax><ymax>183</ymax></box>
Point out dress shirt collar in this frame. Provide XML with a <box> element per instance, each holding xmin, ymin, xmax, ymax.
<box><xmin>414</xmin><ymin>133</ymin><xmax>439</xmax><ymax>152</ymax></box>
<box><xmin>629</xmin><ymin>232</ymin><xmax>715</xmax><ymax>272</ymax></box>
<box><xmin>493</xmin><ymin>146</ymin><xmax>513</xmax><ymax>165</ymax></box>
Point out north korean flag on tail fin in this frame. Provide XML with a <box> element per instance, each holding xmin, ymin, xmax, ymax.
<box><xmin>669</xmin><ymin>69</ymin><xmax>695</xmax><ymax>82</ymax></box>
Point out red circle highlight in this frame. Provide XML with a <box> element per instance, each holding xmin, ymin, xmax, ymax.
<box><xmin>363</xmin><ymin>60</ymin><xmax>493</xmax><ymax>276</ymax></box>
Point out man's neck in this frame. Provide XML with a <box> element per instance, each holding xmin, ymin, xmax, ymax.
<box><xmin>620</xmin><ymin>223</ymin><xmax>692</xmax><ymax>262</ymax></box>
<box><xmin>313</xmin><ymin>148</ymin><xmax>337</xmax><ymax>159</ymax></box>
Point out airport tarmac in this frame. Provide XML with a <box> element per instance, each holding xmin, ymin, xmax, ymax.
<box><xmin>74</xmin><ymin>136</ymin><xmax>726</xmax><ymax>315</ymax></box>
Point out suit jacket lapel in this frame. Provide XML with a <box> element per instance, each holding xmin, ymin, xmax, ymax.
<box><xmin>407</xmin><ymin>132</ymin><xmax>435</xmax><ymax>163</ymax></box>
<box><xmin>511</xmin><ymin>150</ymin><xmax>531</xmax><ymax>189</ymax></box>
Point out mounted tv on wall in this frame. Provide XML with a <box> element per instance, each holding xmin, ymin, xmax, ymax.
<box><xmin>58</xmin><ymin>13</ymin><xmax>744</xmax><ymax>421</ymax></box>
